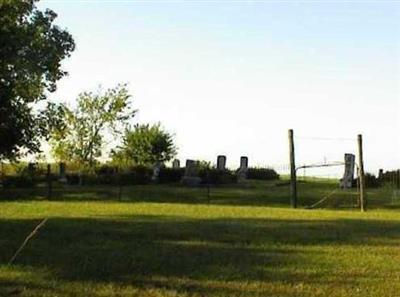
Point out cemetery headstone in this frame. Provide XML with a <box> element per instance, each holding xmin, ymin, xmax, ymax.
<box><xmin>182</xmin><ymin>159</ymin><xmax>201</xmax><ymax>186</ymax></box>
<box><xmin>152</xmin><ymin>162</ymin><xmax>162</xmax><ymax>182</ymax></box>
<box><xmin>217</xmin><ymin>155</ymin><xmax>226</xmax><ymax>170</ymax></box>
<box><xmin>47</xmin><ymin>164</ymin><xmax>52</xmax><ymax>199</ymax></box>
<box><xmin>237</xmin><ymin>156</ymin><xmax>248</xmax><ymax>182</ymax></box>
<box><xmin>172</xmin><ymin>159</ymin><xmax>180</xmax><ymax>168</ymax></box>
<box><xmin>340</xmin><ymin>153</ymin><xmax>355</xmax><ymax>189</ymax></box>
<box><xmin>59</xmin><ymin>162</ymin><xmax>67</xmax><ymax>183</ymax></box>
<box><xmin>378</xmin><ymin>169</ymin><xmax>384</xmax><ymax>180</ymax></box>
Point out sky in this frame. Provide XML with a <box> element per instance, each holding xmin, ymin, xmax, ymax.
<box><xmin>38</xmin><ymin>0</ymin><xmax>400</xmax><ymax>176</ymax></box>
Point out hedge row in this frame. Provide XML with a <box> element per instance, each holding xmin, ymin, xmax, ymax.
<box><xmin>1</xmin><ymin>165</ymin><xmax>280</xmax><ymax>188</ymax></box>
<box><xmin>354</xmin><ymin>173</ymin><xmax>381</xmax><ymax>188</ymax></box>
<box><xmin>247</xmin><ymin>168</ymin><xmax>280</xmax><ymax>180</ymax></box>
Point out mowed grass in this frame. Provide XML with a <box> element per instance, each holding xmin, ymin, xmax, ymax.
<box><xmin>1</xmin><ymin>180</ymin><xmax>400</xmax><ymax>296</ymax></box>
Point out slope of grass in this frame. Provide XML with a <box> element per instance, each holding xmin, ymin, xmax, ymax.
<box><xmin>0</xmin><ymin>180</ymin><xmax>399</xmax><ymax>296</ymax></box>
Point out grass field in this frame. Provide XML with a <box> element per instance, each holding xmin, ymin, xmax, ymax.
<box><xmin>1</xmin><ymin>180</ymin><xmax>399</xmax><ymax>296</ymax></box>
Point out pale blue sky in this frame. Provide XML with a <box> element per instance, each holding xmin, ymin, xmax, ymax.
<box><xmin>39</xmin><ymin>0</ymin><xmax>400</xmax><ymax>175</ymax></box>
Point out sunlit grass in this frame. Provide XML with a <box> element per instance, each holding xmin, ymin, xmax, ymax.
<box><xmin>1</xmin><ymin>180</ymin><xmax>399</xmax><ymax>296</ymax></box>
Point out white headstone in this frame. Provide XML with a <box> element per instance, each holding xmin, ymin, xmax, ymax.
<box><xmin>172</xmin><ymin>159</ymin><xmax>180</xmax><ymax>168</ymax></box>
<box><xmin>152</xmin><ymin>162</ymin><xmax>162</xmax><ymax>182</ymax></box>
<box><xmin>182</xmin><ymin>159</ymin><xmax>201</xmax><ymax>186</ymax></box>
<box><xmin>340</xmin><ymin>153</ymin><xmax>355</xmax><ymax>189</ymax></box>
<box><xmin>217</xmin><ymin>155</ymin><xmax>226</xmax><ymax>170</ymax></box>
<box><xmin>59</xmin><ymin>162</ymin><xmax>67</xmax><ymax>183</ymax></box>
<box><xmin>237</xmin><ymin>156</ymin><xmax>248</xmax><ymax>182</ymax></box>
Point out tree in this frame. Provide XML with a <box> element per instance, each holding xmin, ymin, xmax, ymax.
<box><xmin>0</xmin><ymin>0</ymin><xmax>75</xmax><ymax>160</ymax></box>
<box><xmin>49</xmin><ymin>84</ymin><xmax>135</xmax><ymax>167</ymax></box>
<box><xmin>112</xmin><ymin>123</ymin><xmax>177</xmax><ymax>166</ymax></box>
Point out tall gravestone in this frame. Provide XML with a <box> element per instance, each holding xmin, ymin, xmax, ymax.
<box><xmin>237</xmin><ymin>156</ymin><xmax>248</xmax><ymax>182</ymax></box>
<box><xmin>172</xmin><ymin>159</ymin><xmax>180</xmax><ymax>168</ymax></box>
<box><xmin>340</xmin><ymin>153</ymin><xmax>355</xmax><ymax>189</ymax></box>
<box><xmin>378</xmin><ymin>169</ymin><xmax>384</xmax><ymax>181</ymax></box>
<box><xmin>59</xmin><ymin>162</ymin><xmax>67</xmax><ymax>183</ymax></box>
<box><xmin>152</xmin><ymin>162</ymin><xmax>162</xmax><ymax>182</ymax></box>
<box><xmin>182</xmin><ymin>159</ymin><xmax>201</xmax><ymax>186</ymax></box>
<box><xmin>217</xmin><ymin>155</ymin><xmax>226</xmax><ymax>170</ymax></box>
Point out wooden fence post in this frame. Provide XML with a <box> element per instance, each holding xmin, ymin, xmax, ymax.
<box><xmin>47</xmin><ymin>164</ymin><xmax>52</xmax><ymax>200</ymax></box>
<box><xmin>289</xmin><ymin>129</ymin><xmax>297</xmax><ymax>208</ymax></box>
<box><xmin>357</xmin><ymin>134</ymin><xmax>366</xmax><ymax>212</ymax></box>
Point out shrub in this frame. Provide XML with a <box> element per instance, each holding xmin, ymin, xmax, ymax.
<box><xmin>247</xmin><ymin>168</ymin><xmax>279</xmax><ymax>180</ymax></box>
<box><xmin>0</xmin><ymin>163</ymin><xmax>46</xmax><ymax>188</ymax></box>
<box><xmin>65</xmin><ymin>172</ymin><xmax>109</xmax><ymax>186</ymax></box>
<box><xmin>121</xmin><ymin>166</ymin><xmax>153</xmax><ymax>185</ymax></box>
<box><xmin>381</xmin><ymin>170</ymin><xmax>400</xmax><ymax>184</ymax></box>
<box><xmin>33</xmin><ymin>164</ymin><xmax>49</xmax><ymax>177</ymax></box>
<box><xmin>66</xmin><ymin>173</ymin><xmax>81</xmax><ymax>185</ymax></box>
<box><xmin>35</xmin><ymin>173</ymin><xmax>58</xmax><ymax>184</ymax></box>
<box><xmin>2</xmin><ymin>175</ymin><xmax>36</xmax><ymax>188</ymax></box>
<box><xmin>353</xmin><ymin>173</ymin><xmax>381</xmax><ymax>188</ymax></box>
<box><xmin>95</xmin><ymin>165</ymin><xmax>117</xmax><ymax>175</ymax></box>
<box><xmin>66</xmin><ymin>166</ymin><xmax>153</xmax><ymax>186</ymax></box>
<box><xmin>158</xmin><ymin>167</ymin><xmax>185</xmax><ymax>183</ymax></box>
<box><xmin>199</xmin><ymin>168</ymin><xmax>237</xmax><ymax>185</ymax></box>
<box><xmin>93</xmin><ymin>165</ymin><xmax>118</xmax><ymax>185</ymax></box>
<box><xmin>356</xmin><ymin>173</ymin><xmax>381</xmax><ymax>188</ymax></box>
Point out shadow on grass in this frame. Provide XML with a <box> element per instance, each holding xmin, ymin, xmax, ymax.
<box><xmin>0</xmin><ymin>180</ymin><xmax>369</xmax><ymax>208</ymax></box>
<box><xmin>1</xmin><ymin>215</ymin><xmax>400</xmax><ymax>295</ymax></box>
<box><xmin>1</xmin><ymin>180</ymin><xmax>393</xmax><ymax>210</ymax></box>
<box><xmin>0</xmin><ymin>181</ymin><xmax>291</xmax><ymax>206</ymax></box>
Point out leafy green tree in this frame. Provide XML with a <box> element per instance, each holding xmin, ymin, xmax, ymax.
<box><xmin>49</xmin><ymin>84</ymin><xmax>135</xmax><ymax>167</ymax></box>
<box><xmin>0</xmin><ymin>0</ymin><xmax>75</xmax><ymax>160</ymax></box>
<box><xmin>112</xmin><ymin>124</ymin><xmax>177</xmax><ymax>166</ymax></box>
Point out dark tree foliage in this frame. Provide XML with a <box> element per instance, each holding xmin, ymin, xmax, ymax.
<box><xmin>0</xmin><ymin>0</ymin><xmax>75</xmax><ymax>159</ymax></box>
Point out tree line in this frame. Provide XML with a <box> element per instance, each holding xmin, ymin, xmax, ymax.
<box><xmin>0</xmin><ymin>1</ymin><xmax>176</xmax><ymax>169</ymax></box>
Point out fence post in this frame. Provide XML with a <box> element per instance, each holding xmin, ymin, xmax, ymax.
<box><xmin>115</xmin><ymin>166</ymin><xmax>122</xmax><ymax>201</ymax></box>
<box><xmin>289</xmin><ymin>129</ymin><xmax>297</xmax><ymax>208</ymax></box>
<box><xmin>47</xmin><ymin>164</ymin><xmax>52</xmax><ymax>200</ymax></box>
<box><xmin>357</xmin><ymin>134</ymin><xmax>366</xmax><ymax>212</ymax></box>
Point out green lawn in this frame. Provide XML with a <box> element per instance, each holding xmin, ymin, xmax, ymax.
<box><xmin>1</xmin><ymin>180</ymin><xmax>399</xmax><ymax>296</ymax></box>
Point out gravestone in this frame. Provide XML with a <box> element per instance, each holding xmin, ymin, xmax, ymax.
<box><xmin>217</xmin><ymin>155</ymin><xmax>226</xmax><ymax>170</ymax></box>
<box><xmin>378</xmin><ymin>169</ymin><xmax>384</xmax><ymax>180</ymax></box>
<box><xmin>340</xmin><ymin>153</ymin><xmax>355</xmax><ymax>189</ymax></box>
<box><xmin>237</xmin><ymin>156</ymin><xmax>248</xmax><ymax>182</ymax></box>
<box><xmin>172</xmin><ymin>159</ymin><xmax>180</xmax><ymax>168</ymax></box>
<box><xmin>182</xmin><ymin>159</ymin><xmax>201</xmax><ymax>186</ymax></box>
<box><xmin>59</xmin><ymin>162</ymin><xmax>67</xmax><ymax>183</ymax></box>
<box><xmin>152</xmin><ymin>162</ymin><xmax>162</xmax><ymax>182</ymax></box>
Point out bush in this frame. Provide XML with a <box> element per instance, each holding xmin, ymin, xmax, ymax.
<box><xmin>355</xmin><ymin>173</ymin><xmax>381</xmax><ymax>188</ymax></box>
<box><xmin>158</xmin><ymin>167</ymin><xmax>185</xmax><ymax>183</ymax></box>
<box><xmin>381</xmin><ymin>170</ymin><xmax>400</xmax><ymax>184</ymax></box>
<box><xmin>2</xmin><ymin>175</ymin><xmax>36</xmax><ymax>188</ymax></box>
<box><xmin>66</xmin><ymin>173</ymin><xmax>81</xmax><ymax>185</ymax></box>
<box><xmin>66</xmin><ymin>173</ymin><xmax>115</xmax><ymax>186</ymax></box>
<box><xmin>247</xmin><ymin>168</ymin><xmax>279</xmax><ymax>180</ymax></box>
<box><xmin>0</xmin><ymin>163</ymin><xmax>51</xmax><ymax>188</ymax></box>
<box><xmin>199</xmin><ymin>168</ymin><xmax>237</xmax><ymax>185</ymax></box>
<box><xmin>66</xmin><ymin>166</ymin><xmax>153</xmax><ymax>186</ymax></box>
<box><xmin>120</xmin><ymin>166</ymin><xmax>153</xmax><ymax>185</ymax></box>
<box><xmin>95</xmin><ymin>165</ymin><xmax>117</xmax><ymax>175</ymax></box>
<box><xmin>34</xmin><ymin>173</ymin><xmax>58</xmax><ymax>184</ymax></box>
